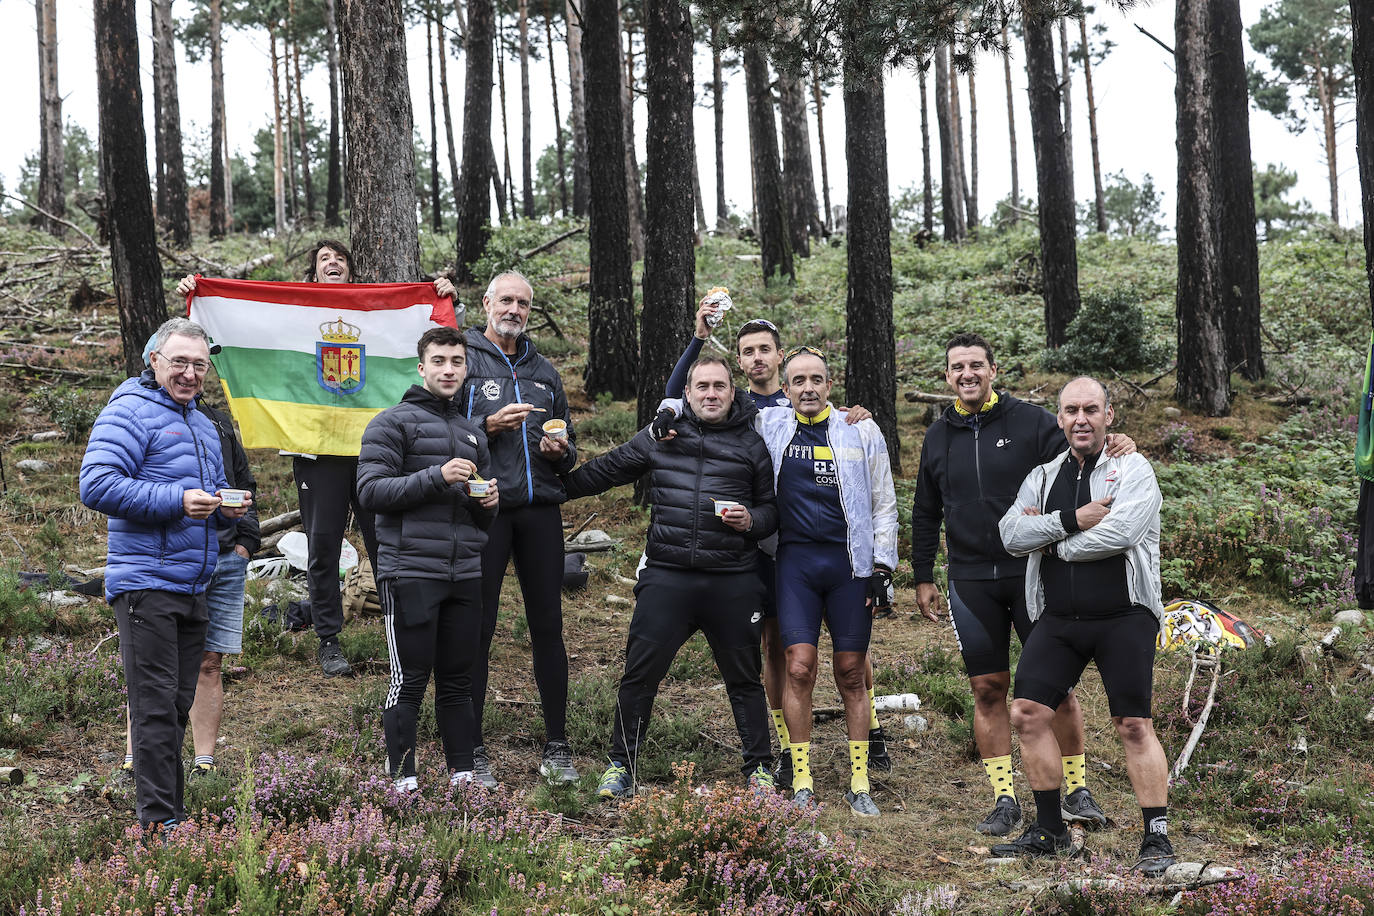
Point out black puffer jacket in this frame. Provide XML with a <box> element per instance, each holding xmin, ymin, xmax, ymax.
<box><xmin>911</xmin><ymin>393</ymin><xmax>1062</xmax><ymax>582</ymax></box>
<box><xmin>199</xmin><ymin>402</ymin><xmax>260</xmax><ymax>557</ymax></box>
<box><xmin>461</xmin><ymin>328</ymin><xmax>576</xmax><ymax>508</ymax></box>
<box><xmin>357</xmin><ymin>385</ymin><xmax>496</xmax><ymax>581</ymax></box>
<box><xmin>563</xmin><ymin>389</ymin><xmax>777</xmax><ymax>573</ymax></box>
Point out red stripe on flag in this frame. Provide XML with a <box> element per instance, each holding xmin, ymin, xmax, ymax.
<box><xmin>183</xmin><ymin>277</ymin><xmax>458</xmax><ymax>327</ymax></box>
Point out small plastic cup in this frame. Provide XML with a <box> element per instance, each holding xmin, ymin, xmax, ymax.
<box><xmin>543</xmin><ymin>419</ymin><xmax>568</xmax><ymax>439</ymax></box>
<box><xmin>467</xmin><ymin>479</ymin><xmax>491</xmax><ymax>497</ymax></box>
<box><xmin>218</xmin><ymin>488</ymin><xmax>247</xmax><ymax>508</ymax></box>
<box><xmin>712</xmin><ymin>499</ymin><xmax>741</xmax><ymax>518</ymax></box>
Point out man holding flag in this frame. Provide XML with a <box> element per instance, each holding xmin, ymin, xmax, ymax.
<box><xmin>180</xmin><ymin>240</ymin><xmax>460</xmax><ymax>677</ymax></box>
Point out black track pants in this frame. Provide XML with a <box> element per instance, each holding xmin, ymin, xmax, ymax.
<box><xmin>294</xmin><ymin>455</ymin><xmax>379</xmax><ymax>641</ymax></box>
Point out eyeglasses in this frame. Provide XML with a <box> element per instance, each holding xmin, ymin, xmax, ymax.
<box><xmin>784</xmin><ymin>345</ymin><xmax>826</xmax><ymax>361</ymax></box>
<box><xmin>737</xmin><ymin>318</ymin><xmax>779</xmax><ymax>334</ymax></box>
<box><xmin>157</xmin><ymin>353</ymin><xmax>212</xmax><ymax>375</ymax></box>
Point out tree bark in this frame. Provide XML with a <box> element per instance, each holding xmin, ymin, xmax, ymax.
<box><xmin>324</xmin><ymin>0</ymin><xmax>342</xmax><ymax>226</ymax></box>
<box><xmin>967</xmin><ymin>69</ymin><xmax>979</xmax><ymax>228</ymax></box>
<box><xmin>95</xmin><ymin>0</ymin><xmax>165</xmax><ymax>377</ymax></box>
<box><xmin>691</xmin><ymin>148</ymin><xmax>708</xmax><ymax>236</ymax></box>
<box><xmin>282</xmin><ymin>34</ymin><xmax>298</xmax><ymax>222</ymax></box>
<box><xmin>488</xmin><ymin>135</ymin><xmax>508</xmax><ymax>223</ymax></box>
<box><xmin>1059</xmin><ymin>17</ymin><xmax>1075</xmax><ymax>200</ymax></box>
<box><xmin>1211</xmin><ymin>0</ymin><xmax>1264</xmax><ymax>381</ymax></box>
<box><xmin>948</xmin><ymin>55</ymin><xmax>972</xmax><ymax>233</ymax></box>
<box><xmin>151</xmin><ymin>2</ymin><xmax>166</xmax><ymax>225</ymax></box>
<box><xmin>152</xmin><ymin>0</ymin><xmax>190</xmax><ymax>246</ymax></box>
<box><xmin>1354</xmin><ymin>0</ymin><xmax>1374</xmax><ymax>327</ymax></box>
<box><xmin>843</xmin><ymin>60</ymin><xmax>899</xmax><ymax>471</ymax></box>
<box><xmin>291</xmin><ymin>7</ymin><xmax>315</xmax><ymax>224</ymax></box>
<box><xmin>545</xmin><ymin>10</ymin><xmax>568</xmax><ymax>215</ymax></box>
<box><xmin>623</xmin><ymin>24</ymin><xmax>646</xmax><ymax>261</ymax></box>
<box><xmin>639</xmin><ymin>0</ymin><xmax>696</xmax><ymax>429</ymax></box>
<box><xmin>427</xmin><ymin>17</ymin><xmax>442</xmax><ymax>230</ymax></box>
<box><xmin>565</xmin><ymin>0</ymin><xmax>588</xmax><ymax>217</ymax></box>
<box><xmin>35</xmin><ymin>0</ymin><xmax>64</xmax><ymax>236</ymax></box>
<box><xmin>744</xmin><ymin>41</ymin><xmax>794</xmax><ymax>282</ymax></box>
<box><xmin>920</xmin><ymin>64</ymin><xmax>933</xmax><ymax>234</ymax></box>
<box><xmin>711</xmin><ymin>19</ymin><xmax>729</xmax><ymax>232</ymax></box>
<box><xmin>269</xmin><ymin>26</ymin><xmax>287</xmax><ymax>233</ymax></box>
<box><xmin>813</xmin><ymin>76</ymin><xmax>832</xmax><ymax>232</ymax></box>
<box><xmin>934</xmin><ymin>44</ymin><xmax>964</xmax><ymax>241</ymax></box>
<box><xmin>1080</xmin><ymin>15</ymin><xmax>1107</xmax><ymax>234</ymax></box>
<box><xmin>338</xmin><ymin>0</ymin><xmax>421</xmax><ymax>282</ymax></box>
<box><xmin>582</xmin><ymin>0</ymin><xmax>637</xmax><ymax>398</ymax></box>
<box><xmin>438</xmin><ymin>11</ymin><xmax>462</xmax><ymax>220</ymax></box>
<box><xmin>456</xmin><ymin>0</ymin><xmax>494</xmax><ymax>283</ymax></box>
<box><xmin>496</xmin><ymin>18</ymin><xmax>515</xmax><ymax>216</ymax></box>
<box><xmin>779</xmin><ymin>68</ymin><xmax>817</xmax><ymax>256</ymax></box>
<box><xmin>1318</xmin><ymin>60</ymin><xmax>1340</xmax><ymax>224</ymax></box>
<box><xmin>209</xmin><ymin>0</ymin><xmax>226</xmax><ymax>238</ymax></box>
<box><xmin>1003</xmin><ymin>23</ymin><xmax>1019</xmax><ymax>225</ymax></box>
<box><xmin>519</xmin><ymin>0</ymin><xmax>534</xmax><ymax>218</ymax></box>
<box><xmin>1024</xmin><ymin>12</ymin><xmax>1080</xmax><ymax>349</ymax></box>
<box><xmin>1175</xmin><ymin>0</ymin><xmax>1232</xmax><ymax>415</ymax></box>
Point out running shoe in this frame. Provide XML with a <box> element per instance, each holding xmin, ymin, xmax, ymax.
<box><xmin>1061</xmin><ymin>787</ymin><xmax>1109</xmax><ymax>827</ymax></box>
<box><xmin>1136</xmin><ymin>832</ymin><xmax>1177</xmax><ymax>877</ymax></box>
<box><xmin>393</xmin><ymin>775</ymin><xmax>419</xmax><ymax>794</ymax></box>
<box><xmin>597</xmin><ymin>762</ymin><xmax>633</xmax><ymax>799</ymax></box>
<box><xmin>748</xmin><ymin>765</ymin><xmax>777</xmax><ymax>795</ymax></box>
<box><xmin>471</xmin><ymin>745</ymin><xmax>499</xmax><ymax>789</ymax></box>
<box><xmin>791</xmin><ymin>787</ymin><xmax>817</xmax><ymax>810</ymax></box>
<box><xmin>317</xmin><ymin>639</ymin><xmax>352</xmax><ymax>678</ymax></box>
<box><xmin>539</xmin><ymin>740</ymin><xmax>579</xmax><ymax>784</ymax></box>
<box><xmin>844</xmin><ymin>789</ymin><xmax>881</xmax><ymax>817</ymax></box>
<box><xmin>991</xmin><ymin>824</ymin><xmax>1072</xmax><ymax>858</ymax></box>
<box><xmin>977</xmin><ymin>795</ymin><xmax>1022</xmax><ymax>837</ymax></box>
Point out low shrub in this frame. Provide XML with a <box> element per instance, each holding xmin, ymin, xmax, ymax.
<box><xmin>576</xmin><ymin>404</ymin><xmax>639</xmax><ymax>445</ymax></box>
<box><xmin>1178</xmin><ymin>846</ymin><xmax>1374</xmax><ymax>916</ymax></box>
<box><xmin>32</xmin><ymin>387</ymin><xmax>101</xmax><ymax>443</ymax></box>
<box><xmin>0</xmin><ymin>636</ymin><xmax>123</xmax><ymax>748</ymax></box>
<box><xmin>1041</xmin><ymin>288</ymin><xmax>1171</xmax><ymax>374</ymax></box>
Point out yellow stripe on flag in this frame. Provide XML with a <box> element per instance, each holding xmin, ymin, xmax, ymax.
<box><xmin>226</xmin><ymin>394</ymin><xmax>383</xmax><ymax>456</ymax></box>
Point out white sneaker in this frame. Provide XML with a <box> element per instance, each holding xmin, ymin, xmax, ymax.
<box><xmin>450</xmin><ymin>770</ymin><xmax>474</xmax><ymax>787</ymax></box>
<box><xmin>394</xmin><ymin>775</ymin><xmax>418</xmax><ymax>793</ymax></box>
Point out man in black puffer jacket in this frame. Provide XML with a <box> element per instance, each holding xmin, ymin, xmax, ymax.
<box><xmin>563</xmin><ymin>357</ymin><xmax>779</xmax><ymax>799</ymax></box>
<box><xmin>357</xmin><ymin>327</ymin><xmax>499</xmax><ymax>791</ymax></box>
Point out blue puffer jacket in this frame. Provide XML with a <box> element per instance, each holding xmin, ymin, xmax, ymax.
<box><xmin>80</xmin><ymin>372</ymin><xmax>230</xmax><ymax>600</ymax></box>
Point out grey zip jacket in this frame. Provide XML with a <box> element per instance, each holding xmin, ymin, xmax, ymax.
<box><xmin>998</xmin><ymin>449</ymin><xmax>1163</xmax><ymax>622</ymax></box>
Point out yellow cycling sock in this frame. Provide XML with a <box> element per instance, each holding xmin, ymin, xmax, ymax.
<box><xmin>849</xmin><ymin>740</ymin><xmax>871</xmax><ymax>794</ymax></box>
<box><xmin>983</xmin><ymin>754</ymin><xmax>1017</xmax><ymax>802</ymax></box>
<box><xmin>867</xmin><ymin>686</ymin><xmax>879</xmax><ymax>730</ymax></box>
<box><xmin>772</xmin><ymin>709</ymin><xmax>790</xmax><ymax>750</ymax></box>
<box><xmin>789</xmin><ymin>742</ymin><xmax>813</xmax><ymax>792</ymax></box>
<box><xmin>1062</xmin><ymin>754</ymin><xmax>1087</xmax><ymax>793</ymax></box>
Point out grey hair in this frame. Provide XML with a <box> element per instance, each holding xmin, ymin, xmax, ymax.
<box><xmin>1058</xmin><ymin>375</ymin><xmax>1112</xmax><ymax>409</ymax></box>
<box><xmin>484</xmin><ymin>269</ymin><xmax>534</xmax><ymax>300</ymax></box>
<box><xmin>153</xmin><ymin>317</ymin><xmax>210</xmax><ymax>352</ymax></box>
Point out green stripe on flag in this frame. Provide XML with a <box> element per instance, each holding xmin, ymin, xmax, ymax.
<box><xmin>212</xmin><ymin>346</ymin><xmax>416</xmax><ymax>410</ymax></box>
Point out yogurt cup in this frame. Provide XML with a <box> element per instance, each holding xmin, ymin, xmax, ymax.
<box><xmin>543</xmin><ymin>418</ymin><xmax>568</xmax><ymax>439</ymax></box>
<box><xmin>712</xmin><ymin>499</ymin><xmax>741</xmax><ymax>518</ymax></box>
<box><xmin>467</xmin><ymin>478</ymin><xmax>491</xmax><ymax>497</ymax></box>
<box><xmin>218</xmin><ymin>488</ymin><xmax>247</xmax><ymax>507</ymax></box>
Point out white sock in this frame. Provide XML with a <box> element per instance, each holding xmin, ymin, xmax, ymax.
<box><xmin>193</xmin><ymin>755</ymin><xmax>214</xmax><ymax>767</ymax></box>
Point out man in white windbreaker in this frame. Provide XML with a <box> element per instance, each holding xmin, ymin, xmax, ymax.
<box><xmin>993</xmin><ymin>376</ymin><xmax>1175</xmax><ymax>876</ymax></box>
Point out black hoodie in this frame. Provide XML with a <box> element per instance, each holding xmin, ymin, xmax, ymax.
<box><xmin>910</xmin><ymin>393</ymin><xmax>1063</xmax><ymax>582</ymax></box>
<box><xmin>563</xmin><ymin>388</ymin><xmax>778</xmax><ymax>573</ymax></box>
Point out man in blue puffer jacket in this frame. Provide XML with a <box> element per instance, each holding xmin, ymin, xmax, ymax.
<box><xmin>80</xmin><ymin>318</ymin><xmax>251</xmax><ymax>832</ymax></box>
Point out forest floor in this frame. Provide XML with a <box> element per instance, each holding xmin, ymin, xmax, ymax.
<box><xmin>0</xmin><ymin>221</ymin><xmax>1371</xmax><ymax>915</ymax></box>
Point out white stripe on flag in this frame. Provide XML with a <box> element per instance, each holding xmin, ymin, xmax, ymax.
<box><xmin>191</xmin><ymin>296</ymin><xmax>440</xmax><ymax>359</ymax></box>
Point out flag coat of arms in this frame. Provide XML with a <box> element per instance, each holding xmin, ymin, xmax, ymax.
<box><xmin>187</xmin><ymin>278</ymin><xmax>458</xmax><ymax>455</ymax></box>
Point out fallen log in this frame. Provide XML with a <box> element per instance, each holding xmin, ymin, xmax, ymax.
<box><xmin>519</xmin><ymin>224</ymin><xmax>585</xmax><ymax>259</ymax></box>
<box><xmin>258</xmin><ymin>510</ymin><xmax>302</xmax><ymax>538</ymax></box>
<box><xmin>226</xmin><ymin>253</ymin><xmax>276</xmax><ymax>279</ymax></box>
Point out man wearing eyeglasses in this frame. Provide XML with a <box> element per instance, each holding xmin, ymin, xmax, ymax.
<box><xmin>81</xmin><ymin>318</ymin><xmax>252</xmax><ymax>834</ymax></box>
<box><xmin>662</xmin><ymin>299</ymin><xmax>893</xmax><ymax>789</ymax></box>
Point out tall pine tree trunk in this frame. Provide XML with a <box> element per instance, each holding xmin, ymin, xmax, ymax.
<box><xmin>545</xmin><ymin>11</ymin><xmax>568</xmax><ymax>215</ymax></box>
<box><xmin>813</xmin><ymin>78</ymin><xmax>833</xmax><ymax>233</ymax></box>
<box><xmin>456</xmin><ymin>0</ymin><xmax>494</xmax><ymax>283</ymax></box>
<box><xmin>324</xmin><ymin>0</ymin><xmax>342</xmax><ymax>226</ymax></box>
<box><xmin>934</xmin><ymin>44</ymin><xmax>963</xmax><ymax>241</ymax></box>
<box><xmin>639</xmin><ymin>0</ymin><xmax>696</xmax><ymax>428</ymax></box>
<box><xmin>427</xmin><ymin>18</ymin><xmax>442</xmax><ymax>230</ymax></box>
<box><xmin>582</xmin><ymin>0</ymin><xmax>636</xmax><ymax>398</ymax></box>
<box><xmin>711</xmin><ymin>20</ymin><xmax>728</xmax><ymax>232</ymax></box>
<box><xmin>35</xmin><ymin>0</ymin><xmax>64</xmax><ymax>236</ymax></box>
<box><xmin>1319</xmin><ymin>62</ymin><xmax>1340</xmax><ymax>223</ymax></box>
<box><xmin>496</xmin><ymin>20</ymin><xmax>515</xmax><ymax>216</ymax></box>
<box><xmin>843</xmin><ymin>57</ymin><xmax>899</xmax><ymax>470</ymax></box>
<box><xmin>692</xmin><ymin>150</ymin><xmax>708</xmax><ymax>236</ymax></box>
<box><xmin>1024</xmin><ymin>12</ymin><xmax>1080</xmax><ymax>348</ymax></box>
<box><xmin>779</xmin><ymin>68</ymin><xmax>817</xmax><ymax>256</ymax></box>
<box><xmin>622</xmin><ymin>24</ymin><xmax>646</xmax><ymax>261</ymax></box>
<box><xmin>1059</xmin><ymin>18</ymin><xmax>1075</xmax><ymax>199</ymax></box>
<box><xmin>1003</xmin><ymin>25</ymin><xmax>1020</xmax><ymax>225</ymax></box>
<box><xmin>152</xmin><ymin>0</ymin><xmax>190</xmax><ymax>246</ymax></box>
<box><xmin>966</xmin><ymin>69</ymin><xmax>979</xmax><ymax>229</ymax></box>
<box><xmin>270</xmin><ymin>26</ymin><xmax>287</xmax><ymax>233</ymax></box>
<box><xmin>920</xmin><ymin>64</ymin><xmax>933</xmax><ymax>234</ymax></box>
<box><xmin>339</xmin><ymin>0</ymin><xmax>420</xmax><ymax>282</ymax></box>
<box><xmin>438</xmin><ymin>12</ymin><xmax>462</xmax><ymax>219</ymax></box>
<box><xmin>948</xmin><ymin>57</ymin><xmax>971</xmax><ymax>233</ymax></box>
<box><xmin>1175</xmin><ymin>0</ymin><xmax>1232</xmax><ymax>415</ymax></box>
<box><xmin>488</xmin><ymin>136</ymin><xmax>508</xmax><ymax>223</ymax></box>
<box><xmin>565</xmin><ymin>0</ymin><xmax>588</xmax><ymax>217</ymax></box>
<box><xmin>743</xmin><ymin>40</ymin><xmax>793</xmax><ymax>282</ymax></box>
<box><xmin>291</xmin><ymin>14</ymin><xmax>315</xmax><ymax>223</ymax></box>
<box><xmin>209</xmin><ymin>0</ymin><xmax>226</xmax><ymax>238</ymax></box>
<box><xmin>95</xmin><ymin>0</ymin><xmax>164</xmax><ymax>376</ymax></box>
<box><xmin>518</xmin><ymin>0</ymin><xmax>534</xmax><ymax>218</ymax></box>
<box><xmin>1080</xmin><ymin>15</ymin><xmax>1107</xmax><ymax>233</ymax></box>
<box><xmin>1353</xmin><ymin>0</ymin><xmax>1374</xmax><ymax>326</ymax></box>
<box><xmin>152</xmin><ymin>2</ymin><xmax>166</xmax><ymax>224</ymax></box>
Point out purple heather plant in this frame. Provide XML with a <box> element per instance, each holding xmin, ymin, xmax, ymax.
<box><xmin>1179</xmin><ymin>845</ymin><xmax>1374</xmax><ymax>916</ymax></box>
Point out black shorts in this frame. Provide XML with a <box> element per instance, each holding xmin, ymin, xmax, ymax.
<box><xmin>1013</xmin><ymin>608</ymin><xmax>1160</xmax><ymax>719</ymax></box>
<box><xmin>948</xmin><ymin>577</ymin><xmax>1033</xmax><ymax>677</ymax></box>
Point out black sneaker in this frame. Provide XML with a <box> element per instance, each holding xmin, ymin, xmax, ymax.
<box><xmin>1061</xmin><ymin>787</ymin><xmax>1109</xmax><ymax>828</ymax></box>
<box><xmin>977</xmin><ymin>795</ymin><xmax>1022</xmax><ymax>837</ymax></box>
<box><xmin>539</xmin><ymin>740</ymin><xmax>579</xmax><ymax>784</ymax></box>
<box><xmin>868</xmin><ymin>726</ymin><xmax>893</xmax><ymax>773</ymax></box>
<box><xmin>1135</xmin><ymin>832</ymin><xmax>1176</xmax><ymax>877</ymax></box>
<box><xmin>991</xmin><ymin>824</ymin><xmax>1073</xmax><ymax>858</ymax></box>
<box><xmin>774</xmin><ymin>753</ymin><xmax>793</xmax><ymax>790</ymax></box>
<box><xmin>317</xmin><ymin>640</ymin><xmax>352</xmax><ymax>678</ymax></box>
<box><xmin>471</xmin><ymin>745</ymin><xmax>499</xmax><ymax>789</ymax></box>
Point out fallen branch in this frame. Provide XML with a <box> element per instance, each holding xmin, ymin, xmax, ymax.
<box><xmin>904</xmin><ymin>389</ymin><xmax>955</xmax><ymax>405</ymax></box>
<box><xmin>1170</xmin><ymin>653</ymin><xmax>1221</xmax><ymax>779</ymax></box>
<box><xmin>1141</xmin><ymin>363</ymin><xmax>1177</xmax><ymax>388</ymax></box>
<box><xmin>1111</xmin><ymin>367</ymin><xmax>1153</xmax><ymax>401</ymax></box>
<box><xmin>0</xmin><ymin>360</ymin><xmax>104</xmax><ymax>380</ymax></box>
<box><xmin>226</xmin><ymin>253</ymin><xmax>276</xmax><ymax>279</ymax></box>
<box><xmin>1</xmin><ymin>193</ymin><xmax>101</xmax><ymax>248</ymax></box>
<box><xmin>258</xmin><ymin>510</ymin><xmax>302</xmax><ymax>538</ymax></box>
<box><xmin>519</xmin><ymin>224</ymin><xmax>586</xmax><ymax>259</ymax></box>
